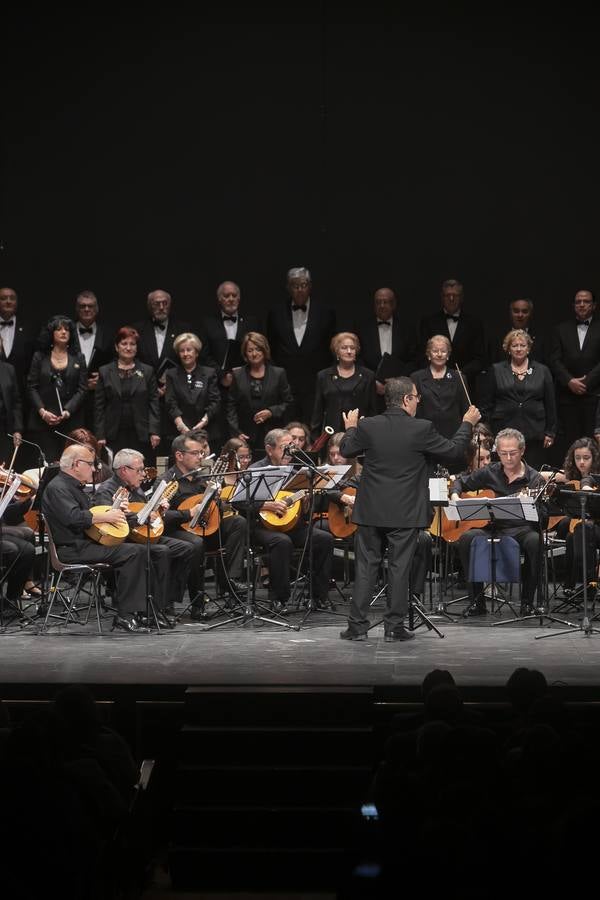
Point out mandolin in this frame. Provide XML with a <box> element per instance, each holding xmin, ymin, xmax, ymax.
<box><xmin>178</xmin><ymin>450</ymin><xmax>237</xmax><ymax>537</ymax></box>
<box><xmin>259</xmin><ymin>489</ymin><xmax>308</xmax><ymax>533</ymax></box>
<box><xmin>328</xmin><ymin>486</ymin><xmax>357</xmax><ymax>539</ymax></box>
<box><xmin>128</xmin><ymin>481</ymin><xmax>178</xmax><ymax>543</ymax></box>
<box><xmin>86</xmin><ymin>487</ymin><xmax>130</xmax><ymax>546</ymax></box>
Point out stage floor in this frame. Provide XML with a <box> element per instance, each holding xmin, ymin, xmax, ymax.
<box><xmin>1</xmin><ymin>587</ymin><xmax>600</xmax><ymax>693</ymax></box>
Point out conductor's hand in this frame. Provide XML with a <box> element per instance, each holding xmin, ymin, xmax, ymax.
<box><xmin>463</xmin><ymin>405</ymin><xmax>481</xmax><ymax>426</ymax></box>
<box><xmin>343</xmin><ymin>408</ymin><xmax>360</xmax><ymax>430</ymax></box>
<box><xmin>96</xmin><ymin>509</ymin><xmax>127</xmax><ymax>526</ymax></box>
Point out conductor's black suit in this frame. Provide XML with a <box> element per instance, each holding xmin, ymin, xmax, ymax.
<box><xmin>340</xmin><ymin>408</ymin><xmax>472</xmax><ymax>634</ymax></box>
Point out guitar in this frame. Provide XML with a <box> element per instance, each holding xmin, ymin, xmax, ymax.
<box><xmin>86</xmin><ymin>487</ymin><xmax>130</xmax><ymax>546</ymax></box>
<box><xmin>259</xmin><ymin>489</ymin><xmax>308</xmax><ymax>533</ymax></box>
<box><xmin>441</xmin><ymin>489</ymin><xmax>496</xmax><ymax>543</ymax></box>
<box><xmin>328</xmin><ymin>486</ymin><xmax>357</xmax><ymax>539</ymax></box>
<box><xmin>178</xmin><ymin>450</ymin><xmax>237</xmax><ymax>537</ymax></box>
<box><xmin>128</xmin><ymin>481</ymin><xmax>179</xmax><ymax>544</ymax></box>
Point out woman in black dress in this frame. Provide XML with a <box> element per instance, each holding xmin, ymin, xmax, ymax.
<box><xmin>95</xmin><ymin>326</ymin><xmax>160</xmax><ymax>458</ymax></box>
<box><xmin>411</xmin><ymin>334</ymin><xmax>468</xmax><ymax>441</ymax></box>
<box><xmin>483</xmin><ymin>328</ymin><xmax>556</xmax><ymax>470</ymax></box>
<box><xmin>226</xmin><ymin>331</ymin><xmax>294</xmax><ymax>452</ymax></box>
<box><xmin>311</xmin><ymin>332</ymin><xmax>376</xmax><ymax>439</ymax></box>
<box><xmin>165</xmin><ymin>332</ymin><xmax>221</xmax><ymax>448</ymax></box>
<box><xmin>27</xmin><ymin>315</ymin><xmax>87</xmax><ymax>463</ymax></box>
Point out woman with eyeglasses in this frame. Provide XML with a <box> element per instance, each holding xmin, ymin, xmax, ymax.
<box><xmin>410</xmin><ymin>334</ymin><xmax>468</xmax><ymax>440</ymax></box>
<box><xmin>94</xmin><ymin>326</ymin><xmax>160</xmax><ymax>458</ymax></box>
<box><xmin>27</xmin><ymin>315</ymin><xmax>88</xmax><ymax>463</ymax></box>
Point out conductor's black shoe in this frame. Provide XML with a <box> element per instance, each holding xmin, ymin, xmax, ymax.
<box><xmin>384</xmin><ymin>626</ymin><xmax>415</xmax><ymax>642</ymax></box>
<box><xmin>340</xmin><ymin>626</ymin><xmax>367</xmax><ymax>641</ymax></box>
<box><xmin>463</xmin><ymin>602</ymin><xmax>488</xmax><ymax>618</ymax></box>
<box><xmin>113</xmin><ymin>614</ymin><xmax>150</xmax><ymax>634</ymax></box>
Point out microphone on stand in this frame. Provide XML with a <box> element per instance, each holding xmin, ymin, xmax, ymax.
<box><xmin>310</xmin><ymin>426</ymin><xmax>334</xmax><ymax>454</ymax></box>
<box><xmin>8</xmin><ymin>434</ymin><xmax>47</xmax><ymax>467</ymax></box>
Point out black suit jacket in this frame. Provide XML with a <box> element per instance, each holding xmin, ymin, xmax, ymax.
<box><xmin>549</xmin><ymin>317</ymin><xmax>600</xmax><ymax>396</ymax></box>
<box><xmin>355</xmin><ymin>316</ymin><xmax>418</xmax><ymax>377</ymax></box>
<box><xmin>340</xmin><ymin>408</ymin><xmax>472</xmax><ymax>528</ymax></box>
<box><xmin>165</xmin><ymin>364</ymin><xmax>221</xmax><ymax>443</ymax></box>
<box><xmin>418</xmin><ymin>310</ymin><xmax>487</xmax><ymax>382</ymax></box>
<box><xmin>311</xmin><ymin>365</ymin><xmax>377</xmax><ymax>436</ymax></box>
<box><xmin>95</xmin><ymin>360</ymin><xmax>160</xmax><ymax>442</ymax></box>
<box><xmin>72</xmin><ymin>321</ymin><xmax>114</xmax><ymax>372</ymax></box>
<box><xmin>1</xmin><ymin>317</ymin><xmax>36</xmax><ymax>402</ymax></box>
<box><xmin>27</xmin><ymin>351</ymin><xmax>88</xmax><ymax>430</ymax></box>
<box><xmin>226</xmin><ymin>364</ymin><xmax>293</xmax><ymax>442</ymax></box>
<box><xmin>132</xmin><ymin>317</ymin><xmax>192</xmax><ymax>374</ymax></box>
<box><xmin>266</xmin><ymin>300</ymin><xmax>335</xmax><ymax>389</ymax></box>
<box><xmin>199</xmin><ymin>311</ymin><xmax>261</xmax><ymax>373</ymax></box>
<box><xmin>0</xmin><ymin>361</ymin><xmax>23</xmax><ymax>433</ymax></box>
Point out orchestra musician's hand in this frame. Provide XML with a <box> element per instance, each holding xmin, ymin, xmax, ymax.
<box><xmin>150</xmin><ymin>434</ymin><xmax>161</xmax><ymax>449</ymax></box>
<box><xmin>95</xmin><ymin>508</ymin><xmax>127</xmax><ymax>526</ymax></box>
<box><xmin>462</xmin><ymin>405</ymin><xmax>481</xmax><ymax>426</ymax></box>
<box><xmin>340</xmin><ymin>493</ymin><xmax>355</xmax><ymax>507</ymax></box>
<box><xmin>159</xmin><ymin>498</ymin><xmax>170</xmax><ymax>511</ymax></box>
<box><xmin>12</xmin><ymin>432</ymin><xmax>22</xmax><ymax>447</ymax></box>
<box><xmin>568</xmin><ymin>376</ymin><xmax>587</xmax><ymax>396</ymax></box>
<box><xmin>262</xmin><ymin>499</ymin><xmax>288</xmax><ymax>517</ymax></box>
<box><xmin>343</xmin><ymin>408</ymin><xmax>360</xmax><ymax>430</ymax></box>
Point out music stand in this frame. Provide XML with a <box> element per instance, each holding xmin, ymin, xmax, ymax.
<box><xmin>282</xmin><ymin>456</ymin><xmax>349</xmax><ymax>626</ymax></box>
<box><xmin>201</xmin><ymin>467</ymin><xmax>298</xmax><ymax>632</ymax></box>
<box><xmin>445</xmin><ymin>495</ymin><xmax>527</xmax><ymax>621</ymax></box>
<box><xmin>536</xmin><ymin>489</ymin><xmax>600</xmax><ymax>640</ymax></box>
<box><xmin>427</xmin><ymin>469</ymin><xmax>458</xmax><ymax>622</ymax></box>
<box><xmin>135</xmin><ymin>479</ymin><xmax>173</xmax><ymax>631</ymax></box>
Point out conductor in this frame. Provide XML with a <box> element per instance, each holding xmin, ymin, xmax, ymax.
<box><xmin>339</xmin><ymin>377</ymin><xmax>480</xmax><ymax>641</ymax></box>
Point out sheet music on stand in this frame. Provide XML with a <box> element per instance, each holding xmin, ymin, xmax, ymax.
<box><xmin>136</xmin><ymin>478</ymin><xmax>171</xmax><ymax>526</ymax></box>
<box><xmin>229</xmin><ymin>466</ymin><xmax>293</xmax><ymax>504</ymax></box>
<box><xmin>446</xmin><ymin>494</ymin><xmax>539</xmax><ymax>523</ymax></box>
<box><xmin>0</xmin><ymin>475</ymin><xmax>22</xmax><ymax>519</ymax></box>
<box><xmin>284</xmin><ymin>464</ymin><xmax>351</xmax><ymax>492</ymax></box>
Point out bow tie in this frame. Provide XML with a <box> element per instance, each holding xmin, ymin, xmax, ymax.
<box><xmin>446</xmin><ymin>314</ymin><xmax>460</xmax><ymax>322</ymax></box>
<box><xmin>222</xmin><ymin>315</ymin><xmax>237</xmax><ymax>323</ymax></box>
<box><xmin>0</xmin><ymin>320</ymin><xmax>14</xmax><ymax>328</ymax></box>
<box><xmin>377</xmin><ymin>320</ymin><xmax>391</xmax><ymax>327</ymax></box>
<box><xmin>292</xmin><ymin>304</ymin><xmax>307</xmax><ymax>313</ymax></box>
<box><xmin>153</xmin><ymin>320</ymin><xmax>166</xmax><ymax>330</ymax></box>
<box><xmin>78</xmin><ymin>326</ymin><xmax>94</xmax><ymax>335</ymax></box>
<box><xmin>579</xmin><ymin>319</ymin><xmax>591</xmax><ymax>327</ymax></box>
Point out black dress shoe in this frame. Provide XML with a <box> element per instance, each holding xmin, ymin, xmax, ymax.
<box><xmin>228</xmin><ymin>579</ymin><xmax>248</xmax><ymax>595</ymax></box>
<box><xmin>384</xmin><ymin>626</ymin><xmax>415</xmax><ymax>642</ymax></box>
<box><xmin>113</xmin><ymin>614</ymin><xmax>150</xmax><ymax>634</ymax></box>
<box><xmin>272</xmin><ymin>601</ymin><xmax>290</xmax><ymax>616</ymax></box>
<box><xmin>190</xmin><ymin>603</ymin><xmax>206</xmax><ymax>620</ymax></box>
<box><xmin>340</xmin><ymin>626</ymin><xmax>367</xmax><ymax>641</ymax></box>
<box><xmin>463</xmin><ymin>602</ymin><xmax>488</xmax><ymax>618</ymax></box>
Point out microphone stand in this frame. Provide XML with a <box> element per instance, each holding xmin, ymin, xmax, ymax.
<box><xmin>9</xmin><ymin>434</ymin><xmax>50</xmax><ymax>614</ymax></box>
<box><xmin>285</xmin><ymin>447</ymin><xmax>347</xmax><ymax>626</ymax></box>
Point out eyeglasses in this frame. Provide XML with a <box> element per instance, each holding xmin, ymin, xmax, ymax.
<box><xmin>407</xmin><ymin>393</ymin><xmax>421</xmax><ymax>402</ymax></box>
<box><xmin>125</xmin><ymin>465</ymin><xmax>145</xmax><ymax>473</ymax></box>
<box><xmin>497</xmin><ymin>449</ymin><xmax>521</xmax><ymax>457</ymax></box>
<box><xmin>183</xmin><ymin>449</ymin><xmax>205</xmax><ymax>457</ymax></box>
<box><xmin>76</xmin><ymin>458</ymin><xmax>94</xmax><ymax>466</ymax></box>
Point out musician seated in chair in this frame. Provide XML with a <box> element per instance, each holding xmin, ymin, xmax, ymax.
<box><xmin>313</xmin><ymin>431</ymin><xmax>361</xmax><ymax>537</ymax></box>
<box><xmin>94</xmin><ymin>449</ymin><xmax>194</xmax><ymax>623</ymax></box>
<box><xmin>244</xmin><ymin>428</ymin><xmax>335</xmax><ymax>615</ymax></box>
<box><xmin>160</xmin><ymin>431</ymin><xmax>247</xmax><ymax>619</ymax></box>
<box><xmin>451</xmin><ymin>427</ymin><xmax>542</xmax><ymax>617</ymax></box>
<box><xmin>41</xmin><ymin>444</ymin><xmax>151</xmax><ymax>633</ymax></box>
<box><xmin>0</xmin><ymin>494</ymin><xmax>36</xmax><ymax>609</ymax></box>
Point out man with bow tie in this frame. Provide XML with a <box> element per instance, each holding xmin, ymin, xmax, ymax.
<box><xmin>418</xmin><ymin>278</ymin><xmax>487</xmax><ymax>393</ymax></box>
<box><xmin>354</xmin><ymin>287</ymin><xmax>418</xmax><ymax>410</ymax></box>
<box><xmin>0</xmin><ymin>286</ymin><xmax>35</xmax><ymax>426</ymax></box>
<box><xmin>550</xmin><ymin>289</ymin><xmax>600</xmax><ymax>459</ymax></box>
<box><xmin>266</xmin><ymin>267</ymin><xmax>336</xmax><ymax>424</ymax></box>
<box><xmin>73</xmin><ymin>290</ymin><xmax>113</xmax><ymax>429</ymax></box>
<box><xmin>199</xmin><ymin>281</ymin><xmax>260</xmax><ymax>450</ymax></box>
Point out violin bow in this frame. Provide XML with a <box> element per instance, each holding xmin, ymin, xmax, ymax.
<box><xmin>455</xmin><ymin>363</ymin><xmax>472</xmax><ymax>406</ymax></box>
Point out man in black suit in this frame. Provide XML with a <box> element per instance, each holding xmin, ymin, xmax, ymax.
<box><xmin>418</xmin><ymin>278</ymin><xmax>487</xmax><ymax>389</ymax></box>
<box><xmin>549</xmin><ymin>289</ymin><xmax>600</xmax><ymax>457</ymax></box>
<box><xmin>355</xmin><ymin>287</ymin><xmax>418</xmax><ymax>409</ymax></box>
<box><xmin>492</xmin><ymin>297</ymin><xmax>546</xmax><ymax>364</ymax></box>
<box><xmin>73</xmin><ymin>290</ymin><xmax>114</xmax><ymax>430</ymax></box>
<box><xmin>0</xmin><ymin>286</ymin><xmax>35</xmax><ymax>417</ymax></box>
<box><xmin>266</xmin><ymin>267</ymin><xmax>336</xmax><ymax>423</ymax></box>
<box><xmin>134</xmin><ymin>288</ymin><xmax>191</xmax><ymax>451</ymax></box>
<box><xmin>200</xmin><ymin>280</ymin><xmax>260</xmax><ymax>448</ymax></box>
<box><xmin>339</xmin><ymin>377</ymin><xmax>480</xmax><ymax>641</ymax></box>
<box><xmin>0</xmin><ymin>356</ymin><xmax>23</xmax><ymax>464</ymax></box>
